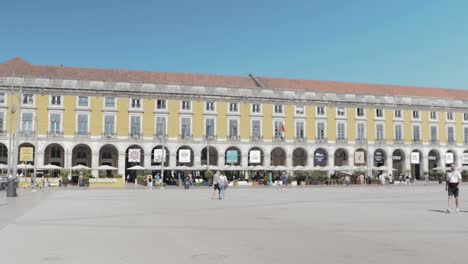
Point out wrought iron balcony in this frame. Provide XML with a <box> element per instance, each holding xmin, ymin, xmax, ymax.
<box><xmin>47</xmin><ymin>131</ymin><xmax>63</xmax><ymax>137</ymax></box>
<box><xmin>19</xmin><ymin>130</ymin><xmax>36</xmax><ymax>137</ymax></box>
<box><xmin>228</xmin><ymin>135</ymin><xmax>240</xmax><ymax>141</ymax></box>
<box><xmin>273</xmin><ymin>136</ymin><xmax>285</xmax><ymax>142</ymax></box>
<box><xmin>375</xmin><ymin>139</ymin><xmax>386</xmax><ymax>145</ymax></box>
<box><xmin>412</xmin><ymin>139</ymin><xmax>422</xmax><ymax>145</ymax></box>
<box><xmin>336</xmin><ymin>138</ymin><xmax>348</xmax><ymax>144</ymax></box>
<box><xmin>447</xmin><ymin>139</ymin><xmax>456</xmax><ymax>145</ymax></box>
<box><xmin>129</xmin><ymin>133</ymin><xmax>142</xmax><ymax>139</ymax></box>
<box><xmin>204</xmin><ymin>135</ymin><xmax>217</xmax><ymax>141</ymax></box>
<box><xmin>154</xmin><ymin>134</ymin><xmax>167</xmax><ymax>141</ymax></box>
<box><xmin>102</xmin><ymin>132</ymin><xmax>117</xmax><ymax>139</ymax></box>
<box><xmin>294</xmin><ymin>137</ymin><xmax>307</xmax><ymax>143</ymax></box>
<box><xmin>429</xmin><ymin>139</ymin><xmax>439</xmax><ymax>145</ymax></box>
<box><xmin>76</xmin><ymin>132</ymin><xmax>91</xmax><ymax>138</ymax></box>
<box><xmin>315</xmin><ymin>137</ymin><xmax>328</xmax><ymax>143</ymax></box>
<box><xmin>179</xmin><ymin>134</ymin><xmax>193</xmax><ymax>140</ymax></box>
<box><xmin>355</xmin><ymin>138</ymin><xmax>367</xmax><ymax>144</ymax></box>
<box><xmin>394</xmin><ymin>139</ymin><xmax>405</xmax><ymax>144</ymax></box>
<box><xmin>250</xmin><ymin>136</ymin><xmax>263</xmax><ymax>142</ymax></box>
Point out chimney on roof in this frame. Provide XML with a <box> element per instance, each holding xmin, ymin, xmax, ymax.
<box><xmin>248</xmin><ymin>73</ymin><xmax>264</xmax><ymax>88</ymax></box>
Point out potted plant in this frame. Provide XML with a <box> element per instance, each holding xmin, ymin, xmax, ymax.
<box><xmin>204</xmin><ymin>170</ymin><xmax>213</xmax><ymax>185</ymax></box>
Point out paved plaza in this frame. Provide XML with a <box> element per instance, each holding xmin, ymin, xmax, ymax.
<box><xmin>0</xmin><ymin>184</ymin><xmax>467</xmax><ymax>264</ymax></box>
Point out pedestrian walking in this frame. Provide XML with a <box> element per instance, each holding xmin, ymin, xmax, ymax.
<box><xmin>218</xmin><ymin>173</ymin><xmax>228</xmax><ymax>200</ymax></box>
<box><xmin>211</xmin><ymin>171</ymin><xmax>220</xmax><ymax>199</ymax></box>
<box><xmin>424</xmin><ymin>173</ymin><xmax>429</xmax><ymax>185</ymax></box>
<box><xmin>446</xmin><ymin>164</ymin><xmax>462</xmax><ymax>214</ymax></box>
<box><xmin>147</xmin><ymin>175</ymin><xmax>153</xmax><ymax>190</ymax></box>
<box><xmin>280</xmin><ymin>172</ymin><xmax>287</xmax><ymax>189</ymax></box>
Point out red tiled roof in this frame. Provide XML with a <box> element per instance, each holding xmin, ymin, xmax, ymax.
<box><xmin>0</xmin><ymin>57</ymin><xmax>466</xmax><ymax>100</ymax></box>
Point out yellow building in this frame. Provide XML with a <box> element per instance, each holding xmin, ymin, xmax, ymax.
<box><xmin>0</xmin><ymin>57</ymin><xmax>467</xmax><ymax>180</ymax></box>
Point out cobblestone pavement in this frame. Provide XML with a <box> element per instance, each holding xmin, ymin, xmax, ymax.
<box><xmin>0</xmin><ymin>184</ymin><xmax>466</xmax><ymax>264</ymax></box>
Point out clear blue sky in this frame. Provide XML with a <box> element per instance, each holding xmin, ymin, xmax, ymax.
<box><xmin>1</xmin><ymin>0</ymin><xmax>467</xmax><ymax>89</ymax></box>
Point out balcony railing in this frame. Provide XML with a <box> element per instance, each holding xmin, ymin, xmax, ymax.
<box><xmin>47</xmin><ymin>131</ymin><xmax>63</xmax><ymax>137</ymax></box>
<box><xmin>412</xmin><ymin>139</ymin><xmax>422</xmax><ymax>145</ymax></box>
<box><xmin>336</xmin><ymin>138</ymin><xmax>348</xmax><ymax>144</ymax></box>
<box><xmin>228</xmin><ymin>135</ymin><xmax>240</xmax><ymax>141</ymax></box>
<box><xmin>429</xmin><ymin>139</ymin><xmax>439</xmax><ymax>145</ymax></box>
<box><xmin>76</xmin><ymin>132</ymin><xmax>90</xmax><ymax>138</ymax></box>
<box><xmin>273</xmin><ymin>136</ymin><xmax>285</xmax><ymax>142</ymax></box>
<box><xmin>250</xmin><ymin>136</ymin><xmax>263</xmax><ymax>142</ymax></box>
<box><xmin>315</xmin><ymin>137</ymin><xmax>328</xmax><ymax>143</ymax></box>
<box><xmin>102</xmin><ymin>132</ymin><xmax>117</xmax><ymax>139</ymax></box>
<box><xmin>295</xmin><ymin>137</ymin><xmax>307</xmax><ymax>143</ymax></box>
<box><xmin>447</xmin><ymin>139</ymin><xmax>456</xmax><ymax>145</ymax></box>
<box><xmin>375</xmin><ymin>139</ymin><xmax>386</xmax><ymax>145</ymax></box>
<box><xmin>179</xmin><ymin>134</ymin><xmax>193</xmax><ymax>140</ymax></box>
<box><xmin>204</xmin><ymin>135</ymin><xmax>217</xmax><ymax>141</ymax></box>
<box><xmin>154</xmin><ymin>134</ymin><xmax>167</xmax><ymax>141</ymax></box>
<box><xmin>129</xmin><ymin>133</ymin><xmax>142</xmax><ymax>139</ymax></box>
<box><xmin>355</xmin><ymin>138</ymin><xmax>367</xmax><ymax>144</ymax></box>
<box><xmin>19</xmin><ymin>130</ymin><xmax>36</xmax><ymax>137</ymax></box>
<box><xmin>394</xmin><ymin>139</ymin><xmax>405</xmax><ymax>144</ymax></box>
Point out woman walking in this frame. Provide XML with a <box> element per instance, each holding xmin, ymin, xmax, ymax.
<box><xmin>218</xmin><ymin>173</ymin><xmax>228</xmax><ymax>200</ymax></box>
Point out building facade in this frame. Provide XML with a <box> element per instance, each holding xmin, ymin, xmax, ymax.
<box><xmin>1</xmin><ymin>57</ymin><xmax>468</xmax><ymax>180</ymax></box>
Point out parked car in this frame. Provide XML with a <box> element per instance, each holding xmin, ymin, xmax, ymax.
<box><xmin>0</xmin><ymin>176</ymin><xmax>8</xmax><ymax>190</ymax></box>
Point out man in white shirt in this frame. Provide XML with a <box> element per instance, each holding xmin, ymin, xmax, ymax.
<box><xmin>446</xmin><ymin>164</ymin><xmax>462</xmax><ymax>213</ymax></box>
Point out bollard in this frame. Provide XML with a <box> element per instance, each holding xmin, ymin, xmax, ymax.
<box><xmin>7</xmin><ymin>177</ymin><xmax>17</xmax><ymax>197</ymax></box>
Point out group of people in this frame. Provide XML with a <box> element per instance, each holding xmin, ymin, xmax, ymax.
<box><xmin>211</xmin><ymin>171</ymin><xmax>228</xmax><ymax>200</ymax></box>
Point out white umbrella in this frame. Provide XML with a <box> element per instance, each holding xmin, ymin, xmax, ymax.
<box><xmin>71</xmin><ymin>164</ymin><xmax>91</xmax><ymax>170</ymax></box>
<box><xmin>98</xmin><ymin>165</ymin><xmax>118</xmax><ymax>170</ymax></box>
<box><xmin>313</xmin><ymin>166</ymin><xmax>329</xmax><ymax>171</ymax></box>
<box><xmin>431</xmin><ymin>166</ymin><xmax>444</xmax><ymax>171</ymax></box>
<box><xmin>41</xmin><ymin>164</ymin><xmax>62</xmax><ymax>170</ymax></box>
<box><xmin>253</xmin><ymin>165</ymin><xmax>265</xmax><ymax>171</ymax></box>
<box><xmin>0</xmin><ymin>163</ymin><xmax>8</xmax><ymax>169</ymax></box>
<box><xmin>17</xmin><ymin>163</ymin><xmax>34</xmax><ymax>170</ymax></box>
<box><xmin>174</xmin><ymin>165</ymin><xmax>193</xmax><ymax>170</ymax></box>
<box><xmin>227</xmin><ymin>165</ymin><xmax>242</xmax><ymax>171</ymax></box>
<box><xmin>293</xmin><ymin>166</ymin><xmax>305</xmax><ymax>171</ymax></box>
<box><xmin>273</xmin><ymin>165</ymin><xmax>288</xmax><ymax>171</ymax></box>
<box><xmin>127</xmin><ymin>165</ymin><xmax>146</xmax><ymax>170</ymax></box>
<box><xmin>149</xmin><ymin>165</ymin><xmax>163</xmax><ymax>170</ymax></box>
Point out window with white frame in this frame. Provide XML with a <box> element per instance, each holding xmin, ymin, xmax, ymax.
<box><xmin>78</xmin><ymin>96</ymin><xmax>89</xmax><ymax>107</ymax></box>
<box><xmin>23</xmin><ymin>94</ymin><xmax>34</xmax><ymax>105</ymax></box>
<box><xmin>229</xmin><ymin>119</ymin><xmax>238</xmax><ymax>138</ymax></box>
<box><xmin>274</xmin><ymin>104</ymin><xmax>283</xmax><ymax>114</ymax></box>
<box><xmin>21</xmin><ymin>112</ymin><xmax>33</xmax><ymax>132</ymax></box>
<box><xmin>205</xmin><ymin>101</ymin><xmax>215</xmax><ymax>111</ymax></box>
<box><xmin>77</xmin><ymin>114</ymin><xmax>89</xmax><ymax>135</ymax></box>
<box><xmin>296</xmin><ymin>105</ymin><xmax>305</xmax><ymax>115</ymax></box>
<box><xmin>394</xmin><ymin>109</ymin><xmax>402</xmax><ymax>119</ymax></box>
<box><xmin>430</xmin><ymin>111</ymin><xmax>437</xmax><ymax>120</ymax></box>
<box><xmin>181</xmin><ymin>117</ymin><xmax>191</xmax><ymax>138</ymax></box>
<box><xmin>229</xmin><ymin>103</ymin><xmax>238</xmax><ymax>112</ymax></box>
<box><xmin>430</xmin><ymin>125</ymin><xmax>438</xmax><ymax>141</ymax></box>
<box><xmin>357</xmin><ymin>123</ymin><xmax>365</xmax><ymax>140</ymax></box>
<box><xmin>317</xmin><ymin>122</ymin><xmax>325</xmax><ymax>139</ymax></box>
<box><xmin>394</xmin><ymin>124</ymin><xmax>403</xmax><ymax>141</ymax></box>
<box><xmin>413</xmin><ymin>124</ymin><xmax>421</xmax><ymax>141</ymax></box>
<box><xmin>464</xmin><ymin>113</ymin><xmax>468</xmax><ymax>121</ymax></box>
<box><xmin>296</xmin><ymin>120</ymin><xmax>305</xmax><ymax>139</ymax></box>
<box><xmin>337</xmin><ymin>107</ymin><xmax>345</xmax><ymax>117</ymax></box>
<box><xmin>464</xmin><ymin>127</ymin><xmax>468</xmax><ymax>143</ymax></box>
<box><xmin>0</xmin><ymin>93</ymin><xmax>5</xmax><ymax>104</ymax></box>
<box><xmin>50</xmin><ymin>95</ymin><xmax>62</xmax><ymax>106</ymax></box>
<box><xmin>252</xmin><ymin>104</ymin><xmax>261</xmax><ymax>113</ymax></box>
<box><xmin>376</xmin><ymin>109</ymin><xmax>384</xmax><ymax>118</ymax></box>
<box><xmin>447</xmin><ymin>126</ymin><xmax>455</xmax><ymax>142</ymax></box>
<box><xmin>447</xmin><ymin>112</ymin><xmax>454</xmax><ymax>121</ymax></box>
<box><xmin>337</xmin><ymin>122</ymin><xmax>346</xmax><ymax>140</ymax></box>
<box><xmin>357</xmin><ymin>108</ymin><xmax>365</xmax><ymax>117</ymax></box>
<box><xmin>156</xmin><ymin>99</ymin><xmax>166</xmax><ymax>110</ymax></box>
<box><xmin>205</xmin><ymin>118</ymin><xmax>215</xmax><ymax>137</ymax></box>
<box><xmin>274</xmin><ymin>120</ymin><xmax>283</xmax><ymax>138</ymax></box>
<box><xmin>0</xmin><ymin>112</ymin><xmax>4</xmax><ymax>131</ymax></box>
<box><xmin>49</xmin><ymin>113</ymin><xmax>61</xmax><ymax>133</ymax></box>
<box><xmin>104</xmin><ymin>115</ymin><xmax>115</xmax><ymax>135</ymax></box>
<box><xmin>130</xmin><ymin>98</ymin><xmax>141</xmax><ymax>109</ymax></box>
<box><xmin>376</xmin><ymin>124</ymin><xmax>384</xmax><ymax>141</ymax></box>
<box><xmin>317</xmin><ymin>106</ymin><xmax>325</xmax><ymax>116</ymax></box>
<box><xmin>105</xmin><ymin>97</ymin><xmax>115</xmax><ymax>108</ymax></box>
<box><xmin>252</xmin><ymin>120</ymin><xmax>261</xmax><ymax>138</ymax></box>
<box><xmin>155</xmin><ymin>116</ymin><xmax>166</xmax><ymax>136</ymax></box>
<box><xmin>412</xmin><ymin>110</ymin><xmax>420</xmax><ymax>119</ymax></box>
<box><xmin>130</xmin><ymin>115</ymin><xmax>141</xmax><ymax>136</ymax></box>
<box><xmin>181</xmin><ymin>101</ymin><xmax>191</xmax><ymax>111</ymax></box>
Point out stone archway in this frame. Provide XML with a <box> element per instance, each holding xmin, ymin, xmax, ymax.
<box><xmin>176</xmin><ymin>146</ymin><xmax>194</xmax><ymax>166</ymax></box>
<box><xmin>428</xmin><ymin>149</ymin><xmax>440</xmax><ymax>170</ymax></box>
<box><xmin>125</xmin><ymin>145</ymin><xmax>144</xmax><ymax>181</ymax></box>
<box><xmin>44</xmin><ymin>143</ymin><xmax>65</xmax><ymax>167</ymax></box>
<box><xmin>248</xmin><ymin>147</ymin><xmax>264</xmax><ymax>166</ymax></box>
<box><xmin>392</xmin><ymin>149</ymin><xmax>405</xmax><ymax>177</ymax></box>
<box><xmin>445</xmin><ymin>150</ymin><xmax>457</xmax><ymax>169</ymax></box>
<box><xmin>334</xmin><ymin>148</ymin><xmax>348</xmax><ymax>166</ymax></box>
<box><xmin>292</xmin><ymin>147</ymin><xmax>308</xmax><ymax>167</ymax></box>
<box><xmin>201</xmin><ymin>146</ymin><xmax>218</xmax><ymax>166</ymax></box>
<box><xmin>354</xmin><ymin>148</ymin><xmax>366</xmax><ymax>166</ymax></box>
<box><xmin>151</xmin><ymin>145</ymin><xmax>170</xmax><ymax>167</ymax></box>
<box><xmin>225</xmin><ymin>146</ymin><xmax>241</xmax><ymax>166</ymax></box>
<box><xmin>410</xmin><ymin>149</ymin><xmax>423</xmax><ymax>180</ymax></box>
<box><xmin>0</xmin><ymin>143</ymin><xmax>8</xmax><ymax>165</ymax></box>
<box><xmin>374</xmin><ymin>149</ymin><xmax>386</xmax><ymax>167</ymax></box>
<box><xmin>72</xmin><ymin>144</ymin><xmax>92</xmax><ymax>167</ymax></box>
<box><xmin>99</xmin><ymin>144</ymin><xmax>119</xmax><ymax>177</ymax></box>
<box><xmin>270</xmin><ymin>147</ymin><xmax>286</xmax><ymax>166</ymax></box>
<box><xmin>313</xmin><ymin>148</ymin><xmax>328</xmax><ymax>167</ymax></box>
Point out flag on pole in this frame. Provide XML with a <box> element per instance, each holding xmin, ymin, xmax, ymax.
<box><xmin>281</xmin><ymin>121</ymin><xmax>286</xmax><ymax>140</ymax></box>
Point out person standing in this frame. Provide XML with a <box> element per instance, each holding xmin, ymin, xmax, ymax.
<box><xmin>218</xmin><ymin>173</ymin><xmax>228</xmax><ymax>200</ymax></box>
<box><xmin>147</xmin><ymin>175</ymin><xmax>153</xmax><ymax>190</ymax></box>
<box><xmin>446</xmin><ymin>164</ymin><xmax>462</xmax><ymax>213</ymax></box>
<box><xmin>211</xmin><ymin>171</ymin><xmax>220</xmax><ymax>199</ymax></box>
<box><xmin>344</xmin><ymin>175</ymin><xmax>351</xmax><ymax>186</ymax></box>
<box><xmin>280</xmin><ymin>172</ymin><xmax>287</xmax><ymax>189</ymax></box>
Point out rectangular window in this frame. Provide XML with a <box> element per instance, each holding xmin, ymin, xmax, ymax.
<box><xmin>77</xmin><ymin>114</ymin><xmax>88</xmax><ymax>135</ymax></box>
<box><xmin>395</xmin><ymin>124</ymin><xmax>403</xmax><ymax>141</ymax></box>
<box><xmin>205</xmin><ymin>118</ymin><xmax>215</xmax><ymax>137</ymax></box>
<box><xmin>205</xmin><ymin>101</ymin><xmax>215</xmax><ymax>111</ymax></box>
<box><xmin>155</xmin><ymin>116</ymin><xmax>166</xmax><ymax>136</ymax></box>
<box><xmin>357</xmin><ymin>123</ymin><xmax>365</xmax><ymax>140</ymax></box>
<box><xmin>0</xmin><ymin>112</ymin><xmax>4</xmax><ymax>131</ymax></box>
<box><xmin>181</xmin><ymin>117</ymin><xmax>191</xmax><ymax>138</ymax></box>
<box><xmin>274</xmin><ymin>104</ymin><xmax>283</xmax><ymax>114</ymax></box>
<box><xmin>464</xmin><ymin>127</ymin><xmax>468</xmax><ymax>143</ymax></box>
<box><xmin>337</xmin><ymin>122</ymin><xmax>345</xmax><ymax>140</ymax></box>
<box><xmin>464</xmin><ymin>113</ymin><xmax>468</xmax><ymax>121</ymax></box>
<box><xmin>317</xmin><ymin>122</ymin><xmax>325</xmax><ymax>139</ymax></box>
<box><xmin>252</xmin><ymin>120</ymin><xmax>261</xmax><ymax>138</ymax></box>
<box><xmin>0</xmin><ymin>93</ymin><xmax>5</xmax><ymax>104</ymax></box>
<box><xmin>413</xmin><ymin>125</ymin><xmax>420</xmax><ymax>141</ymax></box>
<box><xmin>51</xmin><ymin>96</ymin><xmax>62</xmax><ymax>105</ymax></box>
<box><xmin>447</xmin><ymin>112</ymin><xmax>454</xmax><ymax>121</ymax></box>
<box><xmin>274</xmin><ymin>121</ymin><xmax>282</xmax><ymax>137</ymax></box>
<box><xmin>430</xmin><ymin>111</ymin><xmax>437</xmax><ymax>120</ymax></box>
<box><xmin>181</xmin><ymin>101</ymin><xmax>191</xmax><ymax>110</ymax></box>
<box><xmin>130</xmin><ymin>116</ymin><xmax>141</xmax><ymax>136</ymax></box>
<box><xmin>78</xmin><ymin>96</ymin><xmax>89</xmax><ymax>107</ymax></box>
<box><xmin>229</xmin><ymin>103</ymin><xmax>238</xmax><ymax>112</ymax></box>
<box><xmin>337</xmin><ymin>107</ymin><xmax>345</xmax><ymax>116</ymax></box>
<box><xmin>394</xmin><ymin>109</ymin><xmax>402</xmax><ymax>119</ymax></box>
<box><xmin>357</xmin><ymin>108</ymin><xmax>365</xmax><ymax>117</ymax></box>
<box><xmin>412</xmin><ymin>110</ymin><xmax>420</xmax><ymax>119</ymax></box>
<box><xmin>104</xmin><ymin>115</ymin><xmax>115</xmax><ymax>135</ymax></box>
<box><xmin>49</xmin><ymin>113</ymin><xmax>61</xmax><ymax>133</ymax></box>
<box><xmin>23</xmin><ymin>94</ymin><xmax>34</xmax><ymax>105</ymax></box>
<box><xmin>317</xmin><ymin>106</ymin><xmax>325</xmax><ymax>116</ymax></box>
<box><xmin>22</xmin><ymin>112</ymin><xmax>33</xmax><ymax>132</ymax></box>
<box><xmin>376</xmin><ymin>124</ymin><xmax>384</xmax><ymax>140</ymax></box>
<box><xmin>430</xmin><ymin>125</ymin><xmax>438</xmax><ymax>141</ymax></box>
<box><xmin>105</xmin><ymin>97</ymin><xmax>115</xmax><ymax>108</ymax></box>
<box><xmin>296</xmin><ymin>120</ymin><xmax>305</xmax><ymax>139</ymax></box>
<box><xmin>296</xmin><ymin>105</ymin><xmax>305</xmax><ymax>115</ymax></box>
<box><xmin>156</xmin><ymin>99</ymin><xmax>166</xmax><ymax>110</ymax></box>
<box><xmin>376</xmin><ymin>109</ymin><xmax>383</xmax><ymax>118</ymax></box>
<box><xmin>131</xmin><ymin>98</ymin><xmax>141</xmax><ymax>109</ymax></box>
<box><xmin>229</xmin><ymin>119</ymin><xmax>238</xmax><ymax>137</ymax></box>
<box><xmin>252</xmin><ymin>104</ymin><xmax>261</xmax><ymax>113</ymax></box>
<box><xmin>447</xmin><ymin>126</ymin><xmax>455</xmax><ymax>142</ymax></box>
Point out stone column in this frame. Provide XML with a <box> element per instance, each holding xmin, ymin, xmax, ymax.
<box><xmin>118</xmin><ymin>152</ymin><xmax>126</xmax><ymax>177</ymax></box>
<box><xmin>386</xmin><ymin>152</ymin><xmax>393</xmax><ymax>176</ymax></box>
<box><xmin>91</xmin><ymin>152</ymin><xmax>99</xmax><ymax>177</ymax></box>
<box><xmin>144</xmin><ymin>153</ymin><xmax>151</xmax><ymax>168</ymax></box>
